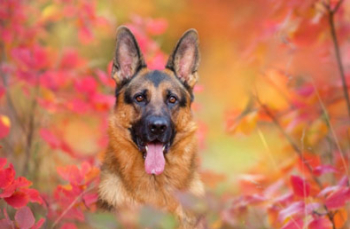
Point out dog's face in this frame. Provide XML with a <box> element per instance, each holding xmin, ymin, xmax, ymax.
<box><xmin>111</xmin><ymin>27</ymin><xmax>200</xmax><ymax>176</ymax></box>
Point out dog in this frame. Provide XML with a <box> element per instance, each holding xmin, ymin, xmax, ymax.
<box><xmin>98</xmin><ymin>26</ymin><xmax>204</xmax><ymax>228</ymax></box>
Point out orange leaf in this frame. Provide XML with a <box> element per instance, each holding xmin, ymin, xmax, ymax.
<box><xmin>333</xmin><ymin>208</ymin><xmax>347</xmax><ymax>228</ymax></box>
<box><xmin>226</xmin><ymin>111</ymin><xmax>258</xmax><ymax>135</ymax></box>
<box><xmin>0</xmin><ymin>115</ymin><xmax>10</xmax><ymax>139</ymax></box>
<box><xmin>201</xmin><ymin>170</ymin><xmax>226</xmax><ymax>188</ymax></box>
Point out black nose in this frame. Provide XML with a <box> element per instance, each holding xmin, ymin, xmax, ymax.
<box><xmin>148</xmin><ymin>117</ymin><xmax>168</xmax><ymax>135</ymax></box>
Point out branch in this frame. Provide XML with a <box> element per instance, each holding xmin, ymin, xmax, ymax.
<box><xmin>256</xmin><ymin>101</ymin><xmax>338</xmax><ymax>228</ymax></box>
<box><xmin>22</xmin><ymin>76</ymin><xmax>40</xmax><ymax>175</ymax></box>
<box><xmin>256</xmin><ymin>100</ymin><xmax>323</xmax><ymax>188</ymax></box>
<box><xmin>51</xmin><ymin>186</ymin><xmax>94</xmax><ymax>228</ymax></box>
<box><xmin>326</xmin><ymin>0</ymin><xmax>350</xmax><ymax>117</ymax></box>
<box><xmin>333</xmin><ymin>0</ymin><xmax>345</xmax><ymax>13</ymax></box>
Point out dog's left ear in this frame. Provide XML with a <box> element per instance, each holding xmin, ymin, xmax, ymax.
<box><xmin>166</xmin><ymin>29</ymin><xmax>200</xmax><ymax>88</ymax></box>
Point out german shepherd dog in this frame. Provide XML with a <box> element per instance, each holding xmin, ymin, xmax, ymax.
<box><xmin>98</xmin><ymin>26</ymin><xmax>204</xmax><ymax>228</ymax></box>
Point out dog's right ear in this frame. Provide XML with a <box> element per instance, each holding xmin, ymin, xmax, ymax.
<box><xmin>112</xmin><ymin>26</ymin><xmax>146</xmax><ymax>87</ymax></box>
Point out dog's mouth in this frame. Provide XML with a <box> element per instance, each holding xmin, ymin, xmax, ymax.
<box><xmin>138</xmin><ymin>140</ymin><xmax>170</xmax><ymax>175</ymax></box>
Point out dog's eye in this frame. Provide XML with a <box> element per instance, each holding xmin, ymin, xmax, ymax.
<box><xmin>168</xmin><ymin>96</ymin><xmax>177</xmax><ymax>104</ymax></box>
<box><xmin>135</xmin><ymin>95</ymin><xmax>145</xmax><ymax>103</ymax></box>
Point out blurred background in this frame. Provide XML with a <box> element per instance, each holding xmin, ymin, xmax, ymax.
<box><xmin>1</xmin><ymin>0</ymin><xmax>350</xmax><ymax>228</ymax></box>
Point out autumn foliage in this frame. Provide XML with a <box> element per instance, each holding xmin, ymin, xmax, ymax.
<box><xmin>1</xmin><ymin>0</ymin><xmax>350</xmax><ymax>228</ymax></box>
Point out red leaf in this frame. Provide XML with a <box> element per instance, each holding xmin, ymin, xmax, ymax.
<box><xmin>59</xmin><ymin>49</ymin><xmax>85</xmax><ymax>69</ymax></box>
<box><xmin>0</xmin><ymin>158</ymin><xmax>7</xmax><ymax>169</ymax></box>
<box><xmin>32</xmin><ymin>45</ymin><xmax>51</xmax><ymax>70</ymax></box>
<box><xmin>91</xmin><ymin>93</ymin><xmax>114</xmax><ymax>111</ymax></box>
<box><xmin>0</xmin><ymin>182</ymin><xmax>16</xmax><ymax>198</ymax></box>
<box><xmin>325</xmin><ymin>187</ymin><xmax>350</xmax><ymax>210</ymax></box>
<box><xmin>309</xmin><ymin>217</ymin><xmax>332</xmax><ymax>229</ymax></box>
<box><xmin>290</xmin><ymin>175</ymin><xmax>310</xmax><ymax>197</ymax></box>
<box><xmin>24</xmin><ymin>188</ymin><xmax>44</xmax><ymax>205</ymax></box>
<box><xmin>4</xmin><ymin>191</ymin><xmax>29</xmax><ymax>208</ymax></box>
<box><xmin>68</xmin><ymin>99</ymin><xmax>90</xmax><ymax>114</ymax></box>
<box><xmin>15</xmin><ymin>206</ymin><xmax>35</xmax><ymax>229</ymax></box>
<box><xmin>0</xmin><ymin>86</ymin><xmax>5</xmax><ymax>99</ymax></box>
<box><xmin>74</xmin><ymin>76</ymin><xmax>97</xmax><ymax>94</ymax></box>
<box><xmin>57</xmin><ymin>165</ymin><xmax>84</xmax><ymax>184</ymax></box>
<box><xmin>292</xmin><ymin>18</ymin><xmax>326</xmax><ymax>47</ymax></box>
<box><xmin>14</xmin><ymin>177</ymin><xmax>32</xmax><ymax>188</ymax></box>
<box><xmin>0</xmin><ymin>164</ymin><xmax>15</xmax><ymax>189</ymax></box>
<box><xmin>32</xmin><ymin>218</ymin><xmax>45</xmax><ymax>229</ymax></box>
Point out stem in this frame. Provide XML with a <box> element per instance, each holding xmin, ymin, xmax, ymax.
<box><xmin>259</xmin><ymin>103</ymin><xmax>323</xmax><ymax>188</ymax></box>
<box><xmin>51</xmin><ymin>186</ymin><xmax>93</xmax><ymax>228</ymax></box>
<box><xmin>333</xmin><ymin>0</ymin><xmax>345</xmax><ymax>13</ymax></box>
<box><xmin>22</xmin><ymin>79</ymin><xmax>39</xmax><ymax>175</ymax></box>
<box><xmin>258</xmin><ymin>102</ymin><xmax>337</xmax><ymax>228</ymax></box>
<box><xmin>327</xmin><ymin>1</ymin><xmax>350</xmax><ymax>117</ymax></box>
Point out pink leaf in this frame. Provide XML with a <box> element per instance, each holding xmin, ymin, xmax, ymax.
<box><xmin>325</xmin><ymin>187</ymin><xmax>350</xmax><ymax>210</ymax></box>
<box><xmin>78</xmin><ymin>26</ymin><xmax>94</xmax><ymax>44</ymax></box>
<box><xmin>39</xmin><ymin>128</ymin><xmax>61</xmax><ymax>149</ymax></box>
<box><xmin>273</xmin><ymin>192</ymin><xmax>294</xmax><ymax>206</ymax></box>
<box><xmin>0</xmin><ymin>219</ymin><xmax>14</xmax><ymax>229</ymax></box>
<box><xmin>0</xmin><ymin>208</ymin><xmax>14</xmax><ymax>229</ymax></box>
<box><xmin>279</xmin><ymin>201</ymin><xmax>304</xmax><ymax>221</ymax></box>
<box><xmin>146</xmin><ymin>18</ymin><xmax>168</xmax><ymax>35</ymax></box>
<box><xmin>15</xmin><ymin>207</ymin><xmax>35</xmax><ymax>229</ymax></box>
<box><xmin>74</xmin><ymin>76</ymin><xmax>97</xmax><ymax>94</ymax></box>
<box><xmin>290</xmin><ymin>175</ymin><xmax>310</xmax><ymax>197</ymax></box>
<box><xmin>61</xmin><ymin>222</ymin><xmax>78</xmax><ymax>229</ymax></box>
<box><xmin>313</xmin><ymin>165</ymin><xmax>338</xmax><ymax>176</ymax></box>
<box><xmin>338</xmin><ymin>176</ymin><xmax>349</xmax><ymax>186</ymax></box>
<box><xmin>318</xmin><ymin>186</ymin><xmax>340</xmax><ymax>197</ymax></box>
<box><xmin>83</xmin><ymin>193</ymin><xmax>98</xmax><ymax>207</ymax></box>
<box><xmin>309</xmin><ymin>217</ymin><xmax>332</xmax><ymax>229</ymax></box>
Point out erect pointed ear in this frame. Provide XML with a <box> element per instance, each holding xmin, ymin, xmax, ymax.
<box><xmin>166</xmin><ymin>29</ymin><xmax>200</xmax><ymax>88</ymax></box>
<box><xmin>111</xmin><ymin>26</ymin><xmax>146</xmax><ymax>87</ymax></box>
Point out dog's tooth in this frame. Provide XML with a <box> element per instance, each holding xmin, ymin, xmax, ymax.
<box><xmin>145</xmin><ymin>146</ymin><xmax>148</xmax><ymax>152</ymax></box>
<box><xmin>162</xmin><ymin>146</ymin><xmax>165</xmax><ymax>152</ymax></box>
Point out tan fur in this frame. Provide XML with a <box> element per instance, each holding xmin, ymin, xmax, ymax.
<box><xmin>99</xmin><ymin>68</ymin><xmax>204</xmax><ymax>228</ymax></box>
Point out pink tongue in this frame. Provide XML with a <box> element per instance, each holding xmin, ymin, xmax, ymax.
<box><xmin>145</xmin><ymin>143</ymin><xmax>165</xmax><ymax>175</ymax></box>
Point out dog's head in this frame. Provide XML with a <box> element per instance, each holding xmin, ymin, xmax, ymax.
<box><xmin>111</xmin><ymin>26</ymin><xmax>200</xmax><ymax>175</ymax></box>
